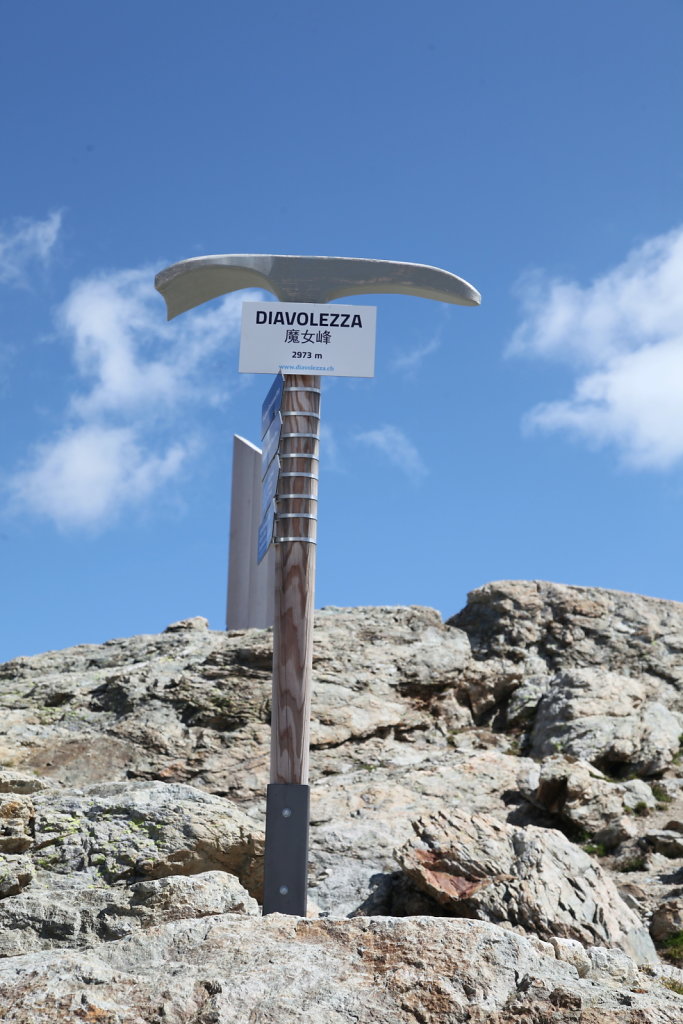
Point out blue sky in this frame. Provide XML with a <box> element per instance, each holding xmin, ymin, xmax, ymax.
<box><xmin>1</xmin><ymin>1</ymin><xmax>682</xmax><ymax>661</ymax></box>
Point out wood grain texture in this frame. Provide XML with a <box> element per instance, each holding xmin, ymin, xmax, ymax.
<box><xmin>270</xmin><ymin>375</ymin><xmax>320</xmax><ymax>785</ymax></box>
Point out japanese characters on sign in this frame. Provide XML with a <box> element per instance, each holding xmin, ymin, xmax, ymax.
<box><xmin>240</xmin><ymin>302</ymin><xmax>376</xmax><ymax>378</ymax></box>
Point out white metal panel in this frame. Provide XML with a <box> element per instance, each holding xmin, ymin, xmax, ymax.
<box><xmin>226</xmin><ymin>435</ymin><xmax>274</xmax><ymax>630</ymax></box>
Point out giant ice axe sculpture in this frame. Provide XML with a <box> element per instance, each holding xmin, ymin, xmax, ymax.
<box><xmin>155</xmin><ymin>254</ymin><xmax>480</xmax><ymax>917</ymax></box>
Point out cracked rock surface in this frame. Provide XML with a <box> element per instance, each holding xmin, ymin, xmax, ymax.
<box><xmin>0</xmin><ymin>582</ymin><xmax>682</xmax><ymax>1021</ymax></box>
<box><xmin>1</xmin><ymin>915</ymin><xmax>682</xmax><ymax>1024</ymax></box>
<box><xmin>397</xmin><ymin>809</ymin><xmax>656</xmax><ymax>963</ymax></box>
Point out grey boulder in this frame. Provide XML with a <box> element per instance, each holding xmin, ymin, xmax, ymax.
<box><xmin>397</xmin><ymin>809</ymin><xmax>657</xmax><ymax>964</ymax></box>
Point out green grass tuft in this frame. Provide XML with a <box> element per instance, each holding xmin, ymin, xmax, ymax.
<box><xmin>651</xmin><ymin>783</ymin><xmax>673</xmax><ymax>805</ymax></box>
<box><xmin>582</xmin><ymin>842</ymin><xmax>608</xmax><ymax>858</ymax></box>
<box><xmin>661</xmin><ymin>932</ymin><xmax>683</xmax><ymax>967</ymax></box>
<box><xmin>617</xmin><ymin>855</ymin><xmax>647</xmax><ymax>872</ymax></box>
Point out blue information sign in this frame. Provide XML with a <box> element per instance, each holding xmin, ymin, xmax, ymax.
<box><xmin>261</xmin><ymin>373</ymin><xmax>284</xmax><ymax>439</ymax></box>
<box><xmin>261</xmin><ymin>413</ymin><xmax>281</xmax><ymax>479</ymax></box>
<box><xmin>261</xmin><ymin>456</ymin><xmax>279</xmax><ymax>517</ymax></box>
<box><xmin>257</xmin><ymin>500</ymin><xmax>276</xmax><ymax>564</ymax></box>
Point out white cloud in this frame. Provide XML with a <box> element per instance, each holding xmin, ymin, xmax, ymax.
<box><xmin>510</xmin><ymin>225</ymin><xmax>683</xmax><ymax>469</ymax></box>
<box><xmin>355</xmin><ymin>424</ymin><xmax>427</xmax><ymax>480</ymax></box>
<box><xmin>8</xmin><ymin>265</ymin><xmax>249</xmax><ymax>528</ymax></box>
<box><xmin>61</xmin><ymin>267</ymin><xmax>244</xmax><ymax>417</ymax></box>
<box><xmin>392</xmin><ymin>337</ymin><xmax>441</xmax><ymax>374</ymax></box>
<box><xmin>9</xmin><ymin>425</ymin><xmax>189</xmax><ymax>530</ymax></box>
<box><xmin>0</xmin><ymin>212</ymin><xmax>62</xmax><ymax>286</ymax></box>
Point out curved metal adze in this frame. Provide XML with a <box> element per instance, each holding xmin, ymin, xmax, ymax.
<box><xmin>155</xmin><ymin>253</ymin><xmax>481</xmax><ymax>316</ymax></box>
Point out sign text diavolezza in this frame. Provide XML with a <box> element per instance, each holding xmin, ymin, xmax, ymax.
<box><xmin>255</xmin><ymin>309</ymin><xmax>364</xmax><ymax>328</ymax></box>
<box><xmin>240</xmin><ymin>301</ymin><xmax>376</xmax><ymax>378</ymax></box>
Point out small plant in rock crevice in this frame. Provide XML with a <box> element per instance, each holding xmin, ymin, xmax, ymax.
<box><xmin>651</xmin><ymin>783</ymin><xmax>673</xmax><ymax>805</ymax></box>
<box><xmin>673</xmin><ymin>735</ymin><xmax>683</xmax><ymax>763</ymax></box>
<box><xmin>617</xmin><ymin>855</ymin><xmax>647</xmax><ymax>873</ymax></box>
<box><xmin>661</xmin><ymin>931</ymin><xmax>683</xmax><ymax>967</ymax></box>
<box><xmin>581</xmin><ymin>842</ymin><xmax>608</xmax><ymax>858</ymax></box>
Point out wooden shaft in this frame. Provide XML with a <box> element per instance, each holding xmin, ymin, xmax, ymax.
<box><xmin>270</xmin><ymin>374</ymin><xmax>320</xmax><ymax>785</ymax></box>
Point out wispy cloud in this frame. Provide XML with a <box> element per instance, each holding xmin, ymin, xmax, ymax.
<box><xmin>9</xmin><ymin>425</ymin><xmax>189</xmax><ymax>530</ymax></box>
<box><xmin>0</xmin><ymin>212</ymin><xmax>62</xmax><ymax>286</ymax></box>
<box><xmin>60</xmin><ymin>267</ymin><xmax>243</xmax><ymax>417</ymax></box>
<box><xmin>8</xmin><ymin>266</ymin><xmax>249</xmax><ymax>529</ymax></box>
<box><xmin>392</xmin><ymin>337</ymin><xmax>441</xmax><ymax>374</ymax></box>
<box><xmin>510</xmin><ymin>226</ymin><xmax>683</xmax><ymax>469</ymax></box>
<box><xmin>355</xmin><ymin>424</ymin><xmax>427</xmax><ymax>480</ymax></box>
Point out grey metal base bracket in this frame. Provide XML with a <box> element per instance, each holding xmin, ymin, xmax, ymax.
<box><xmin>262</xmin><ymin>783</ymin><xmax>310</xmax><ymax>917</ymax></box>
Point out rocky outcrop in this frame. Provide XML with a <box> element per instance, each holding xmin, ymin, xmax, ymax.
<box><xmin>450</xmin><ymin>580</ymin><xmax>683</xmax><ymax>698</ymax></box>
<box><xmin>528</xmin><ymin>670</ymin><xmax>682</xmax><ymax>776</ymax></box>
<box><xmin>0</xmin><ymin>871</ymin><xmax>258</xmax><ymax>957</ymax></box>
<box><xmin>0</xmin><ymin>580</ymin><xmax>682</xmax><ymax>1021</ymax></box>
<box><xmin>0</xmin><ymin>778</ymin><xmax>264</xmax><ymax>959</ymax></box>
<box><xmin>0</xmin><ymin>607</ymin><xmax>471</xmax><ymax>798</ymax></box>
<box><xmin>517</xmin><ymin>754</ymin><xmax>657</xmax><ymax>846</ymax></box>
<box><xmin>28</xmin><ymin>780</ymin><xmax>264</xmax><ymax>895</ymax></box>
<box><xmin>0</xmin><ymin>915</ymin><xmax>682</xmax><ymax>1024</ymax></box>
<box><xmin>0</xmin><ymin>853</ymin><xmax>33</xmax><ymax>899</ymax></box>
<box><xmin>650</xmin><ymin>898</ymin><xmax>683</xmax><ymax>943</ymax></box>
<box><xmin>397</xmin><ymin>809</ymin><xmax>656</xmax><ymax>963</ymax></box>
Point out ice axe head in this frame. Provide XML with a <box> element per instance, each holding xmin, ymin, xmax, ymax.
<box><xmin>154</xmin><ymin>254</ymin><xmax>480</xmax><ymax>318</ymax></box>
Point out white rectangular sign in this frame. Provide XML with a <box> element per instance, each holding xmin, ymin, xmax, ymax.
<box><xmin>240</xmin><ymin>302</ymin><xmax>376</xmax><ymax>378</ymax></box>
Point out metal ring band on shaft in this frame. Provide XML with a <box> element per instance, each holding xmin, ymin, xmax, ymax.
<box><xmin>276</xmin><ymin>537</ymin><xmax>317</xmax><ymax>544</ymax></box>
<box><xmin>277</xmin><ymin>494</ymin><xmax>318</xmax><ymax>501</ymax></box>
<box><xmin>277</xmin><ymin>513</ymin><xmax>318</xmax><ymax>520</ymax></box>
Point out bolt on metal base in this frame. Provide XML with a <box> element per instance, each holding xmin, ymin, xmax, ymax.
<box><xmin>262</xmin><ymin>783</ymin><xmax>310</xmax><ymax>916</ymax></box>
